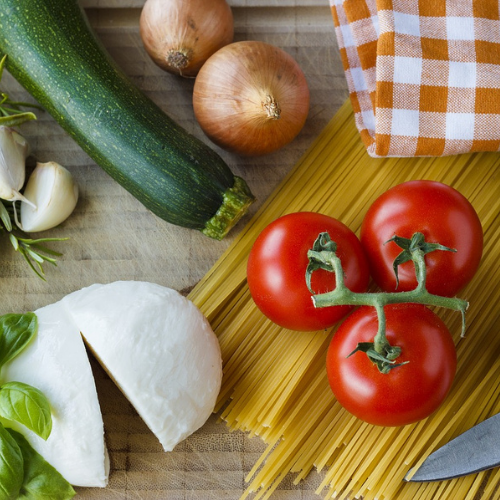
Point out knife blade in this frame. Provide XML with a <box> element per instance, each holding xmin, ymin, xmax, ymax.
<box><xmin>405</xmin><ymin>412</ymin><xmax>500</xmax><ymax>482</ymax></box>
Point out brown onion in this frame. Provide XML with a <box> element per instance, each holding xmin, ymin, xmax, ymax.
<box><xmin>139</xmin><ymin>0</ymin><xmax>234</xmax><ymax>77</ymax></box>
<box><xmin>193</xmin><ymin>41</ymin><xmax>310</xmax><ymax>156</ymax></box>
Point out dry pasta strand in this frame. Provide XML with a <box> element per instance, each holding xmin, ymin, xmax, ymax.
<box><xmin>189</xmin><ymin>99</ymin><xmax>500</xmax><ymax>499</ymax></box>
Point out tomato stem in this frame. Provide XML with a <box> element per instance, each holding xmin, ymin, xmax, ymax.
<box><xmin>307</xmin><ymin>232</ymin><xmax>468</xmax><ymax>372</ymax></box>
<box><xmin>373</xmin><ymin>303</ymin><xmax>388</xmax><ymax>354</ymax></box>
<box><xmin>312</xmin><ymin>281</ymin><xmax>467</xmax><ymax>327</ymax></box>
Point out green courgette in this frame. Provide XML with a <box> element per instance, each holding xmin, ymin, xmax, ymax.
<box><xmin>0</xmin><ymin>0</ymin><xmax>255</xmax><ymax>240</ymax></box>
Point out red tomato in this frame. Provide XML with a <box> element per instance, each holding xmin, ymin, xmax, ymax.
<box><xmin>247</xmin><ymin>212</ymin><xmax>370</xmax><ymax>331</ymax></box>
<box><xmin>326</xmin><ymin>304</ymin><xmax>457</xmax><ymax>426</ymax></box>
<box><xmin>360</xmin><ymin>180</ymin><xmax>483</xmax><ymax>297</ymax></box>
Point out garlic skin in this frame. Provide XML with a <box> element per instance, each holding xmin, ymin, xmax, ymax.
<box><xmin>0</xmin><ymin>126</ymin><xmax>31</xmax><ymax>203</ymax></box>
<box><xmin>20</xmin><ymin>161</ymin><xmax>79</xmax><ymax>232</ymax></box>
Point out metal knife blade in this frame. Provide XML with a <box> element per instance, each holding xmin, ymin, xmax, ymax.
<box><xmin>405</xmin><ymin>412</ymin><xmax>500</xmax><ymax>482</ymax></box>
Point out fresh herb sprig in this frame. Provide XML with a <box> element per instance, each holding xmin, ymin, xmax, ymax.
<box><xmin>0</xmin><ymin>54</ymin><xmax>41</xmax><ymax>128</ymax></box>
<box><xmin>0</xmin><ymin>59</ymin><xmax>67</xmax><ymax>281</ymax></box>
<box><xmin>0</xmin><ymin>312</ymin><xmax>75</xmax><ymax>499</ymax></box>
<box><xmin>0</xmin><ymin>200</ymin><xmax>67</xmax><ymax>280</ymax></box>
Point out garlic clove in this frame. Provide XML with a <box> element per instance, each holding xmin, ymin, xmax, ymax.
<box><xmin>20</xmin><ymin>161</ymin><xmax>79</xmax><ymax>233</ymax></box>
<box><xmin>0</xmin><ymin>126</ymin><xmax>32</xmax><ymax>203</ymax></box>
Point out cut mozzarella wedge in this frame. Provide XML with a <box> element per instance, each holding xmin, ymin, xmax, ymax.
<box><xmin>62</xmin><ymin>281</ymin><xmax>223</xmax><ymax>452</ymax></box>
<box><xmin>2</xmin><ymin>302</ymin><xmax>109</xmax><ymax>487</ymax></box>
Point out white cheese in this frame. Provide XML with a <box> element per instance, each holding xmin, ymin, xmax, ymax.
<box><xmin>2</xmin><ymin>302</ymin><xmax>109</xmax><ymax>487</ymax></box>
<box><xmin>62</xmin><ymin>281</ymin><xmax>223</xmax><ymax>452</ymax></box>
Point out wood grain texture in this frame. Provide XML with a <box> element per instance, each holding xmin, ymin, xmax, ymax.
<box><xmin>81</xmin><ymin>0</ymin><xmax>329</xmax><ymax>8</ymax></box>
<box><xmin>0</xmin><ymin>2</ymin><xmax>344</xmax><ymax>499</ymax></box>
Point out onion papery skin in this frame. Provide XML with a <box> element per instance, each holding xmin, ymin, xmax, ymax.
<box><xmin>192</xmin><ymin>41</ymin><xmax>310</xmax><ymax>156</ymax></box>
<box><xmin>140</xmin><ymin>0</ymin><xmax>234</xmax><ymax>78</ymax></box>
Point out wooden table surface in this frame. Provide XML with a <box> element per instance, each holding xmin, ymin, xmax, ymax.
<box><xmin>0</xmin><ymin>1</ymin><xmax>347</xmax><ymax>498</ymax></box>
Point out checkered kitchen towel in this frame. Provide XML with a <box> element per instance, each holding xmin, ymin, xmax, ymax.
<box><xmin>330</xmin><ymin>0</ymin><xmax>500</xmax><ymax>157</ymax></box>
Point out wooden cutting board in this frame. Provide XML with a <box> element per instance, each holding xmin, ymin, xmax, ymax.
<box><xmin>0</xmin><ymin>1</ymin><xmax>343</xmax><ymax>498</ymax></box>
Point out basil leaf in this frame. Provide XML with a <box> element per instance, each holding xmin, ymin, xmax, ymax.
<box><xmin>6</xmin><ymin>429</ymin><xmax>75</xmax><ymax>500</ymax></box>
<box><xmin>0</xmin><ymin>423</ymin><xmax>23</xmax><ymax>500</ymax></box>
<box><xmin>0</xmin><ymin>382</ymin><xmax>52</xmax><ymax>440</ymax></box>
<box><xmin>0</xmin><ymin>313</ymin><xmax>38</xmax><ymax>369</ymax></box>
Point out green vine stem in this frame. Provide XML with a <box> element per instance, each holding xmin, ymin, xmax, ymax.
<box><xmin>306</xmin><ymin>232</ymin><xmax>469</xmax><ymax>373</ymax></box>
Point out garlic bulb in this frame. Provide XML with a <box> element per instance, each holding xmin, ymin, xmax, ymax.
<box><xmin>20</xmin><ymin>161</ymin><xmax>79</xmax><ymax>232</ymax></box>
<box><xmin>0</xmin><ymin>126</ymin><xmax>33</xmax><ymax>205</ymax></box>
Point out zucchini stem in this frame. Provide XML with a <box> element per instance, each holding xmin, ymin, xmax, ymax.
<box><xmin>202</xmin><ymin>176</ymin><xmax>255</xmax><ymax>240</ymax></box>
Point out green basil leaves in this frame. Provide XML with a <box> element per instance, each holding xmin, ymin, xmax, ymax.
<box><xmin>0</xmin><ymin>313</ymin><xmax>37</xmax><ymax>369</ymax></box>
<box><xmin>0</xmin><ymin>424</ymin><xmax>23</xmax><ymax>499</ymax></box>
<box><xmin>7</xmin><ymin>430</ymin><xmax>75</xmax><ymax>499</ymax></box>
<box><xmin>0</xmin><ymin>382</ymin><xmax>52</xmax><ymax>440</ymax></box>
<box><xmin>0</xmin><ymin>312</ymin><xmax>75</xmax><ymax>499</ymax></box>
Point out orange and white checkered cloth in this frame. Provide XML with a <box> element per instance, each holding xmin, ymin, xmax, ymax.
<box><xmin>330</xmin><ymin>0</ymin><xmax>500</xmax><ymax>157</ymax></box>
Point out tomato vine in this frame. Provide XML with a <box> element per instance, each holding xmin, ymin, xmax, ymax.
<box><xmin>307</xmin><ymin>231</ymin><xmax>468</xmax><ymax>373</ymax></box>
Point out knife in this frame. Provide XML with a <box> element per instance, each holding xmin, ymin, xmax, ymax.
<box><xmin>405</xmin><ymin>412</ymin><xmax>500</xmax><ymax>482</ymax></box>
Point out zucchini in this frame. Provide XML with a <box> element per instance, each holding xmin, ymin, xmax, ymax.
<box><xmin>0</xmin><ymin>0</ymin><xmax>254</xmax><ymax>240</ymax></box>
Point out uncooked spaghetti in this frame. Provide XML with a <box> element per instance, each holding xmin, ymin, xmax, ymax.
<box><xmin>189</xmin><ymin>100</ymin><xmax>500</xmax><ymax>500</ymax></box>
